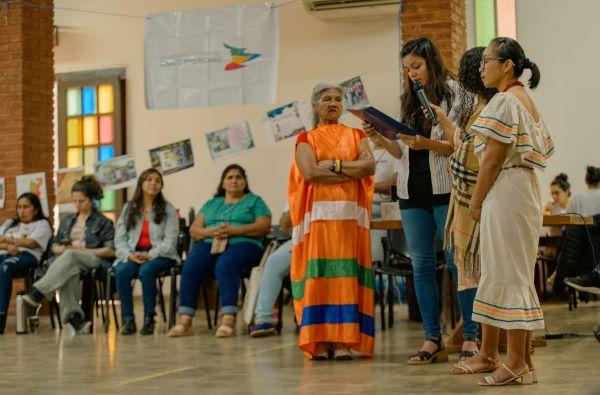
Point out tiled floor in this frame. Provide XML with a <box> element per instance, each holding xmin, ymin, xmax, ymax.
<box><xmin>0</xmin><ymin>298</ymin><xmax>599</xmax><ymax>394</ymax></box>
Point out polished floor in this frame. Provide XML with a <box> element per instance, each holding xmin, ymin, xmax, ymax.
<box><xmin>0</xmin><ymin>297</ymin><xmax>599</xmax><ymax>395</ymax></box>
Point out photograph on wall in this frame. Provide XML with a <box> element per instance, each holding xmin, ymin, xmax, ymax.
<box><xmin>149</xmin><ymin>139</ymin><xmax>195</xmax><ymax>175</ymax></box>
<box><xmin>263</xmin><ymin>100</ymin><xmax>311</xmax><ymax>143</ymax></box>
<box><xmin>205</xmin><ymin>122</ymin><xmax>255</xmax><ymax>161</ymax></box>
<box><xmin>340</xmin><ymin>75</ymin><xmax>369</xmax><ymax>109</ymax></box>
<box><xmin>93</xmin><ymin>154</ymin><xmax>138</xmax><ymax>191</ymax></box>
<box><xmin>16</xmin><ymin>172</ymin><xmax>49</xmax><ymax>216</ymax></box>
<box><xmin>56</xmin><ymin>167</ymin><xmax>85</xmax><ymax>213</ymax></box>
<box><xmin>0</xmin><ymin>178</ymin><xmax>4</xmax><ymax>209</ymax></box>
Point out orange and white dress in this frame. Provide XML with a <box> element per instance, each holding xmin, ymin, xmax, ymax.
<box><xmin>470</xmin><ymin>92</ymin><xmax>555</xmax><ymax>331</ymax></box>
<box><xmin>288</xmin><ymin>124</ymin><xmax>375</xmax><ymax>358</ymax></box>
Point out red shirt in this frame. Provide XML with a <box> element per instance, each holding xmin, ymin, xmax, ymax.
<box><xmin>136</xmin><ymin>220</ymin><xmax>152</xmax><ymax>249</ymax></box>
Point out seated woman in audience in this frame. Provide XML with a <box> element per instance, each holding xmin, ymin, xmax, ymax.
<box><xmin>24</xmin><ymin>176</ymin><xmax>115</xmax><ymax>333</ymax></box>
<box><xmin>168</xmin><ymin>164</ymin><xmax>271</xmax><ymax>338</ymax></box>
<box><xmin>0</xmin><ymin>193</ymin><xmax>52</xmax><ymax>334</ymax></box>
<box><xmin>545</xmin><ymin>173</ymin><xmax>570</xmax><ymax>216</ymax></box>
<box><xmin>567</xmin><ymin>166</ymin><xmax>600</xmax><ymax>216</ymax></box>
<box><xmin>114</xmin><ymin>168</ymin><xmax>179</xmax><ymax>335</ymax></box>
<box><xmin>250</xmin><ymin>204</ymin><xmax>292</xmax><ymax>337</ymax></box>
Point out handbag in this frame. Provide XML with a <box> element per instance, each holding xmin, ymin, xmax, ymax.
<box><xmin>242</xmin><ymin>240</ymin><xmax>278</xmax><ymax>325</ymax></box>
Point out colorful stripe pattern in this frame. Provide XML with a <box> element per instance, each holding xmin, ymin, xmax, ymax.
<box><xmin>288</xmin><ymin>124</ymin><xmax>375</xmax><ymax>358</ymax></box>
<box><xmin>473</xmin><ymin>298</ymin><xmax>544</xmax><ymax>327</ymax></box>
<box><xmin>472</xmin><ymin>93</ymin><xmax>555</xmax><ymax>170</ymax></box>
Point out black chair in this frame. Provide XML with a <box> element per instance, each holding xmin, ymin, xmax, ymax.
<box><xmin>17</xmin><ymin>247</ymin><xmax>62</xmax><ymax>331</ymax></box>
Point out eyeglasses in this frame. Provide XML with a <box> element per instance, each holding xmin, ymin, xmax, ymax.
<box><xmin>480</xmin><ymin>57</ymin><xmax>503</xmax><ymax>69</ymax></box>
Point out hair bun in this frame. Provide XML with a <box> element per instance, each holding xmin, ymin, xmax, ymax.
<box><xmin>524</xmin><ymin>58</ymin><xmax>533</xmax><ymax>69</ymax></box>
<box><xmin>554</xmin><ymin>173</ymin><xmax>568</xmax><ymax>182</ymax></box>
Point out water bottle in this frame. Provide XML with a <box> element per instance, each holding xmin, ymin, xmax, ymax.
<box><xmin>15</xmin><ymin>292</ymin><xmax>28</xmax><ymax>335</ymax></box>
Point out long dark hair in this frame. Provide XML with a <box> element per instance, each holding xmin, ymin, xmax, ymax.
<box><xmin>215</xmin><ymin>164</ymin><xmax>251</xmax><ymax>197</ymax></box>
<box><xmin>126</xmin><ymin>168</ymin><xmax>167</xmax><ymax>231</ymax></box>
<box><xmin>8</xmin><ymin>192</ymin><xmax>50</xmax><ymax>229</ymax></box>
<box><xmin>551</xmin><ymin>173</ymin><xmax>571</xmax><ymax>196</ymax></box>
<box><xmin>400</xmin><ymin>38</ymin><xmax>454</xmax><ymax>131</ymax></box>
<box><xmin>586</xmin><ymin>166</ymin><xmax>600</xmax><ymax>187</ymax></box>
<box><xmin>71</xmin><ymin>175</ymin><xmax>104</xmax><ymax>201</ymax></box>
<box><xmin>489</xmin><ymin>37</ymin><xmax>541</xmax><ymax>89</ymax></box>
<box><xmin>455</xmin><ymin>47</ymin><xmax>498</xmax><ymax>129</ymax></box>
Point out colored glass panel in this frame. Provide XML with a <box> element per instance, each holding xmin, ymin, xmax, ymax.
<box><xmin>66</xmin><ymin>87</ymin><xmax>81</xmax><ymax>116</ymax></box>
<box><xmin>100</xmin><ymin>190</ymin><xmax>116</xmax><ymax>211</ymax></box>
<box><xmin>98</xmin><ymin>84</ymin><xmax>114</xmax><ymax>114</ymax></box>
<box><xmin>67</xmin><ymin>147</ymin><xmax>83</xmax><ymax>168</ymax></box>
<box><xmin>83</xmin><ymin>147</ymin><xmax>98</xmax><ymax>175</ymax></box>
<box><xmin>496</xmin><ymin>0</ymin><xmax>517</xmax><ymax>39</ymax></box>
<box><xmin>99</xmin><ymin>115</ymin><xmax>113</xmax><ymax>144</ymax></box>
<box><xmin>82</xmin><ymin>86</ymin><xmax>97</xmax><ymax>115</ymax></box>
<box><xmin>83</xmin><ymin>116</ymin><xmax>99</xmax><ymax>145</ymax></box>
<box><xmin>475</xmin><ymin>0</ymin><xmax>496</xmax><ymax>47</ymax></box>
<box><xmin>66</xmin><ymin>118</ymin><xmax>82</xmax><ymax>146</ymax></box>
<box><xmin>99</xmin><ymin>145</ymin><xmax>115</xmax><ymax>161</ymax></box>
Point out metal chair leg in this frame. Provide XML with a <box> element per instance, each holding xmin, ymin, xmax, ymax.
<box><xmin>48</xmin><ymin>299</ymin><xmax>56</xmax><ymax>329</ymax></box>
<box><xmin>104</xmin><ymin>269</ymin><xmax>112</xmax><ymax>333</ymax></box>
<box><xmin>378</xmin><ymin>271</ymin><xmax>385</xmax><ymax>331</ymax></box>
<box><xmin>168</xmin><ymin>268</ymin><xmax>177</xmax><ymax>329</ymax></box>
<box><xmin>387</xmin><ymin>274</ymin><xmax>394</xmax><ymax>328</ymax></box>
<box><xmin>276</xmin><ymin>287</ymin><xmax>284</xmax><ymax>335</ymax></box>
<box><xmin>202</xmin><ymin>283</ymin><xmax>212</xmax><ymax>330</ymax></box>
<box><xmin>213</xmin><ymin>287</ymin><xmax>219</xmax><ymax>327</ymax></box>
<box><xmin>157</xmin><ymin>277</ymin><xmax>167</xmax><ymax>323</ymax></box>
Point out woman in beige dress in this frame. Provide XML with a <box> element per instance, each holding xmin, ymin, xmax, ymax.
<box><xmin>468</xmin><ymin>37</ymin><xmax>554</xmax><ymax>386</ymax></box>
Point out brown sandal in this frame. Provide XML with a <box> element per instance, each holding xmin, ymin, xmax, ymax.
<box><xmin>216</xmin><ymin>314</ymin><xmax>236</xmax><ymax>338</ymax></box>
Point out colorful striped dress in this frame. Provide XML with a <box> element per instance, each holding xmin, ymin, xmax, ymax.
<box><xmin>470</xmin><ymin>92</ymin><xmax>554</xmax><ymax>330</ymax></box>
<box><xmin>288</xmin><ymin>124</ymin><xmax>375</xmax><ymax>358</ymax></box>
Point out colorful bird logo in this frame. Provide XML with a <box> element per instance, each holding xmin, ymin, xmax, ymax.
<box><xmin>224</xmin><ymin>43</ymin><xmax>261</xmax><ymax>71</ymax></box>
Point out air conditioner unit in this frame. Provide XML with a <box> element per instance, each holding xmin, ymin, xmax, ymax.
<box><xmin>303</xmin><ymin>0</ymin><xmax>400</xmax><ymax>21</ymax></box>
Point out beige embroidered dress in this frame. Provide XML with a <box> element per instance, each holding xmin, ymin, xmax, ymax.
<box><xmin>470</xmin><ymin>92</ymin><xmax>555</xmax><ymax>330</ymax></box>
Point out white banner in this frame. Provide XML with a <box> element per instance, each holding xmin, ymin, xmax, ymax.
<box><xmin>145</xmin><ymin>4</ymin><xmax>279</xmax><ymax>109</ymax></box>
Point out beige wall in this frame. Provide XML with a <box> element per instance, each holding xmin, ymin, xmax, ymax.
<box><xmin>515</xmin><ymin>0</ymin><xmax>600</xmax><ymax>198</ymax></box>
<box><xmin>54</xmin><ymin>0</ymin><xmax>399</xmax><ymax>219</ymax></box>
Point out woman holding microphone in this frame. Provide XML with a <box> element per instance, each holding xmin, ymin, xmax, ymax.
<box><xmin>365</xmin><ymin>37</ymin><xmax>478</xmax><ymax>365</ymax></box>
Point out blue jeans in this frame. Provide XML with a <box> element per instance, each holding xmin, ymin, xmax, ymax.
<box><xmin>401</xmin><ymin>205</ymin><xmax>478</xmax><ymax>341</ymax></box>
<box><xmin>0</xmin><ymin>252</ymin><xmax>38</xmax><ymax>314</ymax></box>
<box><xmin>179</xmin><ymin>241</ymin><xmax>263</xmax><ymax>316</ymax></box>
<box><xmin>114</xmin><ymin>257</ymin><xmax>175</xmax><ymax>321</ymax></box>
<box><xmin>254</xmin><ymin>239</ymin><xmax>292</xmax><ymax>324</ymax></box>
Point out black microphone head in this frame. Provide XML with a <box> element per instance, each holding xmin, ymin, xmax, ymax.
<box><xmin>413</xmin><ymin>82</ymin><xmax>424</xmax><ymax>92</ymax></box>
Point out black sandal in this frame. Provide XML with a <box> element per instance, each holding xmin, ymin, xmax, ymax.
<box><xmin>407</xmin><ymin>337</ymin><xmax>449</xmax><ymax>365</ymax></box>
<box><xmin>459</xmin><ymin>338</ymin><xmax>480</xmax><ymax>361</ymax></box>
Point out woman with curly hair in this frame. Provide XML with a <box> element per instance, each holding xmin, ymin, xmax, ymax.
<box><xmin>427</xmin><ymin>47</ymin><xmax>497</xmax><ymax>367</ymax></box>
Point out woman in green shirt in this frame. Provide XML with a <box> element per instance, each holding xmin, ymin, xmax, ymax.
<box><xmin>168</xmin><ymin>164</ymin><xmax>271</xmax><ymax>338</ymax></box>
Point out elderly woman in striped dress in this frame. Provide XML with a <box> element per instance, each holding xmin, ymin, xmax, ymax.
<box><xmin>288</xmin><ymin>82</ymin><xmax>375</xmax><ymax>360</ymax></box>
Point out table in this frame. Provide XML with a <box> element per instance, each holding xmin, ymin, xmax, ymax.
<box><xmin>370</xmin><ymin>215</ymin><xmax>593</xmax><ymax>230</ymax></box>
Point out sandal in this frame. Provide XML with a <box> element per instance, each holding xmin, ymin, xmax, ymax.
<box><xmin>479</xmin><ymin>364</ymin><xmax>534</xmax><ymax>386</ymax></box>
<box><xmin>458</xmin><ymin>338</ymin><xmax>480</xmax><ymax>362</ymax></box>
<box><xmin>453</xmin><ymin>355</ymin><xmax>499</xmax><ymax>375</ymax></box>
<box><xmin>310</xmin><ymin>344</ymin><xmax>332</xmax><ymax>361</ymax></box>
<box><xmin>407</xmin><ymin>337</ymin><xmax>449</xmax><ymax>365</ymax></box>
<box><xmin>216</xmin><ymin>314</ymin><xmax>236</xmax><ymax>338</ymax></box>
<box><xmin>167</xmin><ymin>323</ymin><xmax>193</xmax><ymax>337</ymax></box>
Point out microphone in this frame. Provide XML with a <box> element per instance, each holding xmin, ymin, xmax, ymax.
<box><xmin>413</xmin><ymin>82</ymin><xmax>438</xmax><ymax>126</ymax></box>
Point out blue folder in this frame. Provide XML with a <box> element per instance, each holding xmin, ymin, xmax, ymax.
<box><xmin>348</xmin><ymin>106</ymin><xmax>417</xmax><ymax>139</ymax></box>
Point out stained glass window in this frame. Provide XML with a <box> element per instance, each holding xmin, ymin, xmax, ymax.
<box><xmin>57</xmin><ymin>71</ymin><xmax>125</xmax><ymax>222</ymax></box>
<box><xmin>474</xmin><ymin>0</ymin><xmax>516</xmax><ymax>47</ymax></box>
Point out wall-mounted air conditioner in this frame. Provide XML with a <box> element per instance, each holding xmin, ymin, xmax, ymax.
<box><xmin>303</xmin><ymin>0</ymin><xmax>401</xmax><ymax>21</ymax></box>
